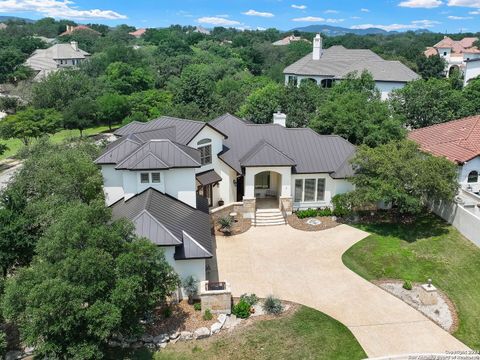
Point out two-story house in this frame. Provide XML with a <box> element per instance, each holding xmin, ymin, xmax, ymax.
<box><xmin>95</xmin><ymin>113</ymin><xmax>357</xmax><ymax>286</ymax></box>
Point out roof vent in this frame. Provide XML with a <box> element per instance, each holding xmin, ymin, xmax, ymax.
<box><xmin>273</xmin><ymin>111</ymin><xmax>286</xmax><ymax>127</ymax></box>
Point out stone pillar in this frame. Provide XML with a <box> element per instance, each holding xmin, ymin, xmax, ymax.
<box><xmin>242</xmin><ymin>197</ymin><xmax>256</xmax><ymax>219</ymax></box>
<box><xmin>419</xmin><ymin>283</ymin><xmax>438</xmax><ymax>305</ymax></box>
<box><xmin>280</xmin><ymin>196</ymin><xmax>293</xmax><ymax>215</ymax></box>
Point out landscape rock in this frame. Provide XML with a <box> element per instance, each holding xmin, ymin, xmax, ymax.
<box><xmin>193</xmin><ymin>327</ymin><xmax>210</xmax><ymax>339</ymax></box>
<box><xmin>5</xmin><ymin>351</ymin><xmax>22</xmax><ymax>360</ymax></box>
<box><xmin>179</xmin><ymin>331</ymin><xmax>193</xmax><ymax>341</ymax></box>
<box><xmin>108</xmin><ymin>340</ymin><xmax>122</xmax><ymax>347</ymax></box>
<box><xmin>23</xmin><ymin>346</ymin><xmax>35</xmax><ymax>355</ymax></box>
<box><xmin>217</xmin><ymin>313</ymin><xmax>227</xmax><ymax>326</ymax></box>
<box><xmin>141</xmin><ymin>334</ymin><xmax>153</xmax><ymax>343</ymax></box>
<box><xmin>250</xmin><ymin>303</ymin><xmax>266</xmax><ymax>317</ymax></box>
<box><xmin>170</xmin><ymin>336</ymin><xmax>180</xmax><ymax>344</ymax></box>
<box><xmin>159</xmin><ymin>342</ymin><xmax>168</xmax><ymax>349</ymax></box>
<box><xmin>153</xmin><ymin>334</ymin><xmax>169</xmax><ymax>344</ymax></box>
<box><xmin>169</xmin><ymin>331</ymin><xmax>180</xmax><ymax>340</ymax></box>
<box><xmin>211</xmin><ymin>322</ymin><xmax>222</xmax><ymax>334</ymax></box>
<box><xmin>131</xmin><ymin>341</ymin><xmax>143</xmax><ymax>349</ymax></box>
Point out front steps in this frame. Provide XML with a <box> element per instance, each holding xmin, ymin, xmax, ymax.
<box><xmin>252</xmin><ymin>209</ymin><xmax>286</xmax><ymax>226</ymax></box>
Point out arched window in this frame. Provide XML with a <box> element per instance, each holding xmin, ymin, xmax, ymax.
<box><xmin>197</xmin><ymin>139</ymin><xmax>212</xmax><ymax>165</ymax></box>
<box><xmin>320</xmin><ymin>78</ymin><xmax>333</xmax><ymax>88</ymax></box>
<box><xmin>468</xmin><ymin>171</ymin><xmax>478</xmax><ymax>183</ymax></box>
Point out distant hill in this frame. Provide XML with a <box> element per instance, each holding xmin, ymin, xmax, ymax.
<box><xmin>0</xmin><ymin>16</ymin><xmax>35</xmax><ymax>23</ymax></box>
<box><xmin>290</xmin><ymin>24</ymin><xmax>429</xmax><ymax>36</ymax></box>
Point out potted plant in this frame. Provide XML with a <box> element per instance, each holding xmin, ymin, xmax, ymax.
<box><xmin>218</xmin><ymin>199</ymin><xmax>224</xmax><ymax>207</ymax></box>
<box><xmin>218</xmin><ymin>216</ymin><xmax>233</xmax><ymax>235</ymax></box>
<box><xmin>182</xmin><ymin>275</ymin><xmax>198</xmax><ymax>305</ymax></box>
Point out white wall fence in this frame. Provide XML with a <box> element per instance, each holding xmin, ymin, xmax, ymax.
<box><xmin>429</xmin><ymin>196</ymin><xmax>480</xmax><ymax>247</ymax></box>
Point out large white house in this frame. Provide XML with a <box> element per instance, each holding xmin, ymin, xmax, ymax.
<box><xmin>283</xmin><ymin>34</ymin><xmax>420</xmax><ymax>100</ymax></box>
<box><xmin>465</xmin><ymin>58</ymin><xmax>480</xmax><ymax>86</ymax></box>
<box><xmin>95</xmin><ymin>113</ymin><xmax>356</xmax><ymax>284</ymax></box>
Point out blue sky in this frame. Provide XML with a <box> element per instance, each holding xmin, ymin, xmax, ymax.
<box><xmin>0</xmin><ymin>0</ymin><xmax>479</xmax><ymax>33</ymax></box>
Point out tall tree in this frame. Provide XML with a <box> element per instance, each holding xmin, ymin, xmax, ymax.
<box><xmin>63</xmin><ymin>98</ymin><xmax>98</xmax><ymax>137</ymax></box>
<box><xmin>238</xmin><ymin>82</ymin><xmax>284</xmax><ymax>124</ymax></box>
<box><xmin>96</xmin><ymin>93</ymin><xmax>129</xmax><ymax>130</ymax></box>
<box><xmin>416</xmin><ymin>54</ymin><xmax>446</xmax><ymax>79</ymax></box>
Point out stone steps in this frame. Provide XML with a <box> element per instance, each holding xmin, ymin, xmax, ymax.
<box><xmin>253</xmin><ymin>209</ymin><xmax>286</xmax><ymax>226</ymax></box>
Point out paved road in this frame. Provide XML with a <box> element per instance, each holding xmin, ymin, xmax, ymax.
<box><xmin>212</xmin><ymin>224</ymin><xmax>470</xmax><ymax>358</ymax></box>
<box><xmin>0</xmin><ymin>162</ymin><xmax>21</xmax><ymax>192</ymax></box>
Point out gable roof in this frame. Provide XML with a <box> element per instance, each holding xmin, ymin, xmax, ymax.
<box><xmin>210</xmin><ymin>113</ymin><xmax>356</xmax><ymax>176</ymax></box>
<box><xmin>26</xmin><ymin>43</ymin><xmax>89</xmax><ymax>72</ymax></box>
<box><xmin>429</xmin><ymin>36</ymin><xmax>480</xmax><ymax>55</ymax></box>
<box><xmin>284</xmin><ymin>45</ymin><xmax>419</xmax><ymax>83</ymax></box>
<box><xmin>408</xmin><ymin>115</ymin><xmax>480</xmax><ymax>164</ymax></box>
<box><xmin>60</xmin><ymin>25</ymin><xmax>101</xmax><ymax>36</ymax></box>
<box><xmin>110</xmin><ymin>188</ymin><xmax>212</xmax><ymax>259</ymax></box>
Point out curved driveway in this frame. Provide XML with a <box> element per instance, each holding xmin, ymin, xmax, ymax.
<box><xmin>212</xmin><ymin>224</ymin><xmax>469</xmax><ymax>358</ymax></box>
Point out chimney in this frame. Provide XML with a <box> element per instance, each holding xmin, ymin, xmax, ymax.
<box><xmin>71</xmin><ymin>41</ymin><xmax>78</xmax><ymax>51</ymax></box>
<box><xmin>313</xmin><ymin>33</ymin><xmax>322</xmax><ymax>60</ymax></box>
<box><xmin>273</xmin><ymin>111</ymin><xmax>286</xmax><ymax>127</ymax></box>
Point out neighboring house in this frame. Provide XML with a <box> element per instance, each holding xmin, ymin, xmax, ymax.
<box><xmin>408</xmin><ymin>115</ymin><xmax>480</xmax><ymax>194</ymax></box>
<box><xmin>129</xmin><ymin>28</ymin><xmax>146</xmax><ymax>38</ymax></box>
<box><xmin>193</xmin><ymin>26</ymin><xmax>210</xmax><ymax>35</ymax></box>
<box><xmin>0</xmin><ymin>23</ymin><xmax>7</xmax><ymax>30</ymax></box>
<box><xmin>284</xmin><ymin>34</ymin><xmax>420</xmax><ymax>100</ymax></box>
<box><xmin>25</xmin><ymin>41</ymin><xmax>90</xmax><ymax>81</ymax></box>
<box><xmin>465</xmin><ymin>58</ymin><xmax>480</xmax><ymax>86</ymax></box>
<box><xmin>34</xmin><ymin>36</ymin><xmax>57</xmax><ymax>44</ymax></box>
<box><xmin>424</xmin><ymin>36</ymin><xmax>480</xmax><ymax>77</ymax></box>
<box><xmin>272</xmin><ymin>35</ymin><xmax>308</xmax><ymax>46</ymax></box>
<box><xmin>60</xmin><ymin>25</ymin><xmax>101</xmax><ymax>37</ymax></box>
<box><xmin>95</xmin><ymin>112</ymin><xmax>356</xmax><ymax>283</ymax></box>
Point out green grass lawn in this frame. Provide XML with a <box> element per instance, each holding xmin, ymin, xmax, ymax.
<box><xmin>0</xmin><ymin>125</ymin><xmax>111</xmax><ymax>161</ymax></box>
<box><xmin>110</xmin><ymin>306</ymin><xmax>366</xmax><ymax>360</ymax></box>
<box><xmin>342</xmin><ymin>214</ymin><xmax>480</xmax><ymax>350</ymax></box>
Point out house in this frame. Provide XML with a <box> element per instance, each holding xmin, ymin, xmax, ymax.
<box><xmin>95</xmin><ymin>112</ymin><xmax>356</xmax><ymax>284</ymax></box>
<box><xmin>129</xmin><ymin>28</ymin><xmax>146</xmax><ymax>38</ymax></box>
<box><xmin>284</xmin><ymin>34</ymin><xmax>420</xmax><ymax>100</ymax></box>
<box><xmin>0</xmin><ymin>23</ymin><xmax>7</xmax><ymax>30</ymax></box>
<box><xmin>408</xmin><ymin>116</ymin><xmax>480</xmax><ymax>194</ymax></box>
<box><xmin>465</xmin><ymin>58</ymin><xmax>480</xmax><ymax>86</ymax></box>
<box><xmin>60</xmin><ymin>25</ymin><xmax>101</xmax><ymax>37</ymax></box>
<box><xmin>193</xmin><ymin>26</ymin><xmax>210</xmax><ymax>35</ymax></box>
<box><xmin>272</xmin><ymin>35</ymin><xmax>308</xmax><ymax>46</ymax></box>
<box><xmin>424</xmin><ymin>36</ymin><xmax>480</xmax><ymax>77</ymax></box>
<box><xmin>25</xmin><ymin>41</ymin><xmax>90</xmax><ymax>81</ymax></box>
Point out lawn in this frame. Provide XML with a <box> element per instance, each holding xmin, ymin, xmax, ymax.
<box><xmin>109</xmin><ymin>306</ymin><xmax>366</xmax><ymax>360</ymax></box>
<box><xmin>0</xmin><ymin>125</ymin><xmax>111</xmax><ymax>161</ymax></box>
<box><xmin>342</xmin><ymin>214</ymin><xmax>480</xmax><ymax>350</ymax></box>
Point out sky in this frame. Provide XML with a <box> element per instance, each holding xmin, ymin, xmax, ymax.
<box><xmin>0</xmin><ymin>0</ymin><xmax>479</xmax><ymax>33</ymax></box>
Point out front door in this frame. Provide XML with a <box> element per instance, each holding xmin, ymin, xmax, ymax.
<box><xmin>198</xmin><ymin>184</ymin><xmax>213</xmax><ymax>207</ymax></box>
<box><xmin>236</xmin><ymin>176</ymin><xmax>244</xmax><ymax>202</ymax></box>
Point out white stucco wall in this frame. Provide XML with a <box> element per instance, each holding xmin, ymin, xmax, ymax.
<box><xmin>163</xmin><ymin>168</ymin><xmax>197</xmax><ymax>208</ymax></box>
<box><xmin>244</xmin><ymin>166</ymin><xmax>292</xmax><ymax>199</ymax></box>
<box><xmin>458</xmin><ymin>156</ymin><xmax>480</xmax><ymax>193</ymax></box>
<box><xmin>465</xmin><ymin>61</ymin><xmax>480</xmax><ymax>86</ymax></box>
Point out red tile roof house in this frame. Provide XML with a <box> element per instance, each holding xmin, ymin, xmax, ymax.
<box><xmin>408</xmin><ymin>116</ymin><xmax>480</xmax><ymax>193</ymax></box>
<box><xmin>60</xmin><ymin>25</ymin><xmax>101</xmax><ymax>37</ymax></box>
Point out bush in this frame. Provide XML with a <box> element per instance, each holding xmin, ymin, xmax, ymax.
<box><xmin>182</xmin><ymin>275</ymin><xmax>198</xmax><ymax>304</ymax></box>
<box><xmin>296</xmin><ymin>208</ymin><xmax>333</xmax><ymax>219</ymax></box>
<box><xmin>203</xmin><ymin>308</ymin><xmax>213</xmax><ymax>321</ymax></box>
<box><xmin>0</xmin><ymin>330</ymin><xmax>6</xmax><ymax>359</ymax></box>
<box><xmin>232</xmin><ymin>299</ymin><xmax>251</xmax><ymax>319</ymax></box>
<box><xmin>163</xmin><ymin>307</ymin><xmax>172</xmax><ymax>318</ymax></box>
<box><xmin>403</xmin><ymin>280</ymin><xmax>413</xmax><ymax>291</ymax></box>
<box><xmin>240</xmin><ymin>293</ymin><xmax>259</xmax><ymax>306</ymax></box>
<box><xmin>262</xmin><ymin>295</ymin><xmax>284</xmax><ymax>315</ymax></box>
<box><xmin>193</xmin><ymin>303</ymin><xmax>201</xmax><ymax>311</ymax></box>
<box><xmin>332</xmin><ymin>194</ymin><xmax>353</xmax><ymax>217</ymax></box>
<box><xmin>218</xmin><ymin>216</ymin><xmax>233</xmax><ymax>229</ymax></box>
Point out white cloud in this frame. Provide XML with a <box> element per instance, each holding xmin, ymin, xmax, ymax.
<box><xmin>242</xmin><ymin>9</ymin><xmax>274</xmax><ymax>17</ymax></box>
<box><xmin>197</xmin><ymin>16</ymin><xmax>241</xmax><ymax>26</ymax></box>
<box><xmin>351</xmin><ymin>16</ymin><xmax>361</xmax><ymax>19</ymax></box>
<box><xmin>292</xmin><ymin>16</ymin><xmax>325</xmax><ymax>21</ymax></box>
<box><xmin>412</xmin><ymin>19</ymin><xmax>441</xmax><ymax>26</ymax></box>
<box><xmin>0</xmin><ymin>0</ymin><xmax>127</xmax><ymax>20</ymax></box>
<box><xmin>448</xmin><ymin>0</ymin><xmax>480</xmax><ymax>7</ymax></box>
<box><xmin>469</xmin><ymin>9</ymin><xmax>480</xmax><ymax>13</ymax></box>
<box><xmin>447</xmin><ymin>14</ymin><xmax>473</xmax><ymax>18</ymax></box>
<box><xmin>324</xmin><ymin>9</ymin><xmax>339</xmax><ymax>14</ymax></box>
<box><xmin>351</xmin><ymin>19</ymin><xmax>439</xmax><ymax>31</ymax></box>
<box><xmin>291</xmin><ymin>4</ymin><xmax>307</xmax><ymax>10</ymax></box>
<box><xmin>361</xmin><ymin>8</ymin><xmax>370</xmax><ymax>12</ymax></box>
<box><xmin>399</xmin><ymin>0</ymin><xmax>443</xmax><ymax>8</ymax></box>
<box><xmin>326</xmin><ymin>18</ymin><xmax>344</xmax><ymax>23</ymax></box>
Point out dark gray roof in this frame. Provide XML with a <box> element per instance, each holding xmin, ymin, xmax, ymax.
<box><xmin>210</xmin><ymin>114</ymin><xmax>356</xmax><ymax>176</ymax></box>
<box><xmin>284</xmin><ymin>45</ymin><xmax>420</xmax><ymax>83</ymax></box>
<box><xmin>115</xmin><ymin>140</ymin><xmax>200</xmax><ymax>170</ymax></box>
<box><xmin>110</xmin><ymin>188</ymin><xmax>213</xmax><ymax>259</ymax></box>
<box><xmin>196</xmin><ymin>169</ymin><xmax>222</xmax><ymax>186</ymax></box>
<box><xmin>240</xmin><ymin>140</ymin><xmax>296</xmax><ymax>167</ymax></box>
<box><xmin>95</xmin><ymin>138</ymin><xmax>142</xmax><ymax>164</ymax></box>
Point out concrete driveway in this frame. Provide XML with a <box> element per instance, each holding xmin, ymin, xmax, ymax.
<box><xmin>211</xmin><ymin>224</ymin><xmax>469</xmax><ymax>358</ymax></box>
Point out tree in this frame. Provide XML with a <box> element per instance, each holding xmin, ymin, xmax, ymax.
<box><xmin>63</xmin><ymin>98</ymin><xmax>98</xmax><ymax>137</ymax></box>
<box><xmin>127</xmin><ymin>90</ymin><xmax>173</xmax><ymax>121</ymax></box>
<box><xmin>0</xmin><ymin>107</ymin><xmax>62</xmax><ymax>145</ymax></box>
<box><xmin>0</xmin><ymin>47</ymin><xmax>25</xmax><ymax>83</ymax></box>
<box><xmin>416</xmin><ymin>54</ymin><xmax>445</xmax><ymax>79</ymax></box>
<box><xmin>464</xmin><ymin>77</ymin><xmax>480</xmax><ymax>115</ymax></box>
<box><xmin>238</xmin><ymin>83</ymin><xmax>284</xmax><ymax>124</ymax></box>
<box><xmin>96</xmin><ymin>93</ymin><xmax>129</xmax><ymax>130</ymax></box>
<box><xmin>2</xmin><ymin>201</ymin><xmax>179</xmax><ymax>359</ymax></box>
<box><xmin>283</xmin><ymin>82</ymin><xmax>325</xmax><ymax>128</ymax></box>
<box><xmin>346</xmin><ymin>140</ymin><xmax>458</xmax><ymax>214</ymax></box>
<box><xmin>0</xmin><ymin>143</ymin><xmax>7</xmax><ymax>156</ymax></box>
<box><xmin>103</xmin><ymin>62</ymin><xmax>155</xmax><ymax>95</ymax></box>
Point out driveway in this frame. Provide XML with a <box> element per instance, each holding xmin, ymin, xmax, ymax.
<box><xmin>210</xmin><ymin>224</ymin><xmax>470</xmax><ymax>358</ymax></box>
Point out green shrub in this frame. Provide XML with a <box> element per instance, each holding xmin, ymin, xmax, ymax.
<box><xmin>218</xmin><ymin>216</ymin><xmax>233</xmax><ymax>229</ymax></box>
<box><xmin>403</xmin><ymin>280</ymin><xmax>413</xmax><ymax>291</ymax></box>
<box><xmin>317</xmin><ymin>208</ymin><xmax>333</xmax><ymax>217</ymax></box>
<box><xmin>332</xmin><ymin>193</ymin><xmax>353</xmax><ymax>217</ymax></box>
<box><xmin>203</xmin><ymin>308</ymin><xmax>213</xmax><ymax>321</ymax></box>
<box><xmin>182</xmin><ymin>275</ymin><xmax>198</xmax><ymax>304</ymax></box>
<box><xmin>0</xmin><ymin>330</ymin><xmax>6</xmax><ymax>359</ymax></box>
<box><xmin>296</xmin><ymin>208</ymin><xmax>318</xmax><ymax>219</ymax></box>
<box><xmin>240</xmin><ymin>293</ymin><xmax>259</xmax><ymax>306</ymax></box>
<box><xmin>232</xmin><ymin>299</ymin><xmax>251</xmax><ymax>319</ymax></box>
<box><xmin>163</xmin><ymin>307</ymin><xmax>172</xmax><ymax>318</ymax></box>
<box><xmin>262</xmin><ymin>295</ymin><xmax>284</xmax><ymax>315</ymax></box>
<box><xmin>193</xmin><ymin>303</ymin><xmax>201</xmax><ymax>311</ymax></box>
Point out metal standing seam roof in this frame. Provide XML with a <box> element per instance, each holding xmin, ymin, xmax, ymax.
<box><xmin>196</xmin><ymin>169</ymin><xmax>223</xmax><ymax>186</ymax></box>
<box><xmin>110</xmin><ymin>188</ymin><xmax>213</xmax><ymax>259</ymax></box>
<box><xmin>209</xmin><ymin>113</ymin><xmax>356</xmax><ymax>177</ymax></box>
<box><xmin>240</xmin><ymin>140</ymin><xmax>297</xmax><ymax>167</ymax></box>
<box><xmin>283</xmin><ymin>45</ymin><xmax>419</xmax><ymax>83</ymax></box>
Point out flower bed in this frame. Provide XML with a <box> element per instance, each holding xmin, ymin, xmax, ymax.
<box><xmin>287</xmin><ymin>214</ymin><xmax>340</xmax><ymax>232</ymax></box>
<box><xmin>211</xmin><ymin>205</ymin><xmax>251</xmax><ymax>236</ymax></box>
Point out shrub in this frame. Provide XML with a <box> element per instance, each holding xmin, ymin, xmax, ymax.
<box><xmin>0</xmin><ymin>330</ymin><xmax>6</xmax><ymax>359</ymax></box>
<box><xmin>403</xmin><ymin>280</ymin><xmax>413</xmax><ymax>291</ymax></box>
<box><xmin>296</xmin><ymin>208</ymin><xmax>318</xmax><ymax>219</ymax></box>
<box><xmin>240</xmin><ymin>293</ymin><xmax>259</xmax><ymax>306</ymax></box>
<box><xmin>332</xmin><ymin>193</ymin><xmax>353</xmax><ymax>217</ymax></box>
<box><xmin>232</xmin><ymin>299</ymin><xmax>251</xmax><ymax>319</ymax></box>
<box><xmin>163</xmin><ymin>307</ymin><xmax>172</xmax><ymax>318</ymax></box>
<box><xmin>262</xmin><ymin>295</ymin><xmax>284</xmax><ymax>315</ymax></box>
<box><xmin>218</xmin><ymin>216</ymin><xmax>233</xmax><ymax>229</ymax></box>
<box><xmin>193</xmin><ymin>303</ymin><xmax>201</xmax><ymax>311</ymax></box>
<box><xmin>182</xmin><ymin>275</ymin><xmax>199</xmax><ymax>304</ymax></box>
<box><xmin>317</xmin><ymin>208</ymin><xmax>333</xmax><ymax>217</ymax></box>
<box><xmin>203</xmin><ymin>308</ymin><xmax>213</xmax><ymax>321</ymax></box>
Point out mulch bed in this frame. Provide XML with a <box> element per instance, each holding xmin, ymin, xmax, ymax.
<box><xmin>212</xmin><ymin>210</ymin><xmax>251</xmax><ymax>236</ymax></box>
<box><xmin>287</xmin><ymin>215</ymin><xmax>340</xmax><ymax>231</ymax></box>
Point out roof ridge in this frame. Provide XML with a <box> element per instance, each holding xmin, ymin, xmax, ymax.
<box><xmin>182</xmin><ymin>231</ymin><xmax>213</xmax><ymax>257</ymax></box>
<box><xmin>136</xmin><ymin>209</ymin><xmax>183</xmax><ymax>245</ymax></box>
<box><xmin>409</xmin><ymin>115</ymin><xmax>480</xmax><ymax>134</ymax></box>
<box><xmin>95</xmin><ymin>137</ymin><xmax>141</xmax><ymax>164</ymax></box>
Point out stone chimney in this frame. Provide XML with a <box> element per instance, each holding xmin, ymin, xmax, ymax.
<box><xmin>312</xmin><ymin>33</ymin><xmax>322</xmax><ymax>60</ymax></box>
<box><xmin>71</xmin><ymin>41</ymin><xmax>78</xmax><ymax>51</ymax></box>
<box><xmin>273</xmin><ymin>111</ymin><xmax>286</xmax><ymax>127</ymax></box>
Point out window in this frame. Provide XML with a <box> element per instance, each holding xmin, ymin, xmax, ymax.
<box><xmin>443</xmin><ymin>51</ymin><xmax>447</xmax><ymax>56</ymax></box>
<box><xmin>320</xmin><ymin>79</ymin><xmax>333</xmax><ymax>88</ymax></box>
<box><xmin>317</xmin><ymin>179</ymin><xmax>326</xmax><ymax>201</ymax></box>
<box><xmin>288</xmin><ymin>75</ymin><xmax>298</xmax><ymax>86</ymax></box>
<box><xmin>197</xmin><ymin>139</ymin><xmax>212</xmax><ymax>165</ymax></box>
<box><xmin>294</xmin><ymin>179</ymin><xmax>303</xmax><ymax>202</ymax></box>
<box><xmin>468</xmin><ymin>171</ymin><xmax>478</xmax><ymax>183</ymax></box>
<box><xmin>140</xmin><ymin>173</ymin><xmax>149</xmax><ymax>183</ymax></box>
<box><xmin>255</xmin><ymin>172</ymin><xmax>270</xmax><ymax>189</ymax></box>
<box><xmin>304</xmin><ymin>179</ymin><xmax>316</xmax><ymax>201</ymax></box>
<box><xmin>151</xmin><ymin>172</ymin><xmax>161</xmax><ymax>183</ymax></box>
